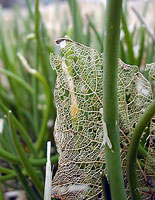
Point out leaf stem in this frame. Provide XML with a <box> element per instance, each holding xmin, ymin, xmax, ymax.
<box><xmin>103</xmin><ymin>0</ymin><xmax>127</xmax><ymax>199</ymax></box>
<box><xmin>127</xmin><ymin>99</ymin><xmax>155</xmax><ymax>200</ymax></box>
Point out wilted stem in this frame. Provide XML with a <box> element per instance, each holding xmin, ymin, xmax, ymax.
<box><xmin>127</xmin><ymin>99</ymin><xmax>155</xmax><ymax>200</ymax></box>
<box><xmin>103</xmin><ymin>0</ymin><xmax>126</xmax><ymax>199</ymax></box>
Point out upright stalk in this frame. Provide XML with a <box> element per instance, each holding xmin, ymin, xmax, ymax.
<box><xmin>103</xmin><ymin>1</ymin><xmax>126</xmax><ymax>199</ymax></box>
<box><xmin>68</xmin><ymin>0</ymin><xmax>84</xmax><ymax>44</ymax></box>
<box><xmin>35</xmin><ymin>0</ymin><xmax>49</xmax><ymax>83</ymax></box>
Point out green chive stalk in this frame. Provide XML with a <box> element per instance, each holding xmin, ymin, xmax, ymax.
<box><xmin>127</xmin><ymin>99</ymin><xmax>155</xmax><ymax>200</ymax></box>
<box><xmin>35</xmin><ymin>0</ymin><xmax>50</xmax><ymax>83</ymax></box>
<box><xmin>0</xmin><ymin>102</ymin><xmax>37</xmax><ymax>157</ymax></box>
<box><xmin>8</xmin><ymin>111</ymin><xmax>44</xmax><ymax>197</ymax></box>
<box><xmin>17</xmin><ymin>52</ymin><xmax>56</xmax><ymax>150</ymax></box>
<box><xmin>0</xmin><ymin>174</ymin><xmax>16</xmax><ymax>183</ymax></box>
<box><xmin>32</xmin><ymin>47</ymin><xmax>39</xmax><ymax>136</ymax></box>
<box><xmin>86</xmin><ymin>14</ymin><xmax>103</xmax><ymax>52</ymax></box>
<box><xmin>137</xmin><ymin>26</ymin><xmax>145</xmax><ymax>67</ymax></box>
<box><xmin>0</xmin><ymin>166</ymin><xmax>14</xmax><ymax>174</ymax></box>
<box><xmin>103</xmin><ymin>0</ymin><xmax>127</xmax><ymax>199</ymax></box>
<box><xmin>0</xmin><ymin>181</ymin><xmax>5</xmax><ymax>200</ymax></box>
<box><xmin>0</xmin><ymin>147</ymin><xmax>58</xmax><ymax>166</ymax></box>
<box><xmin>122</xmin><ymin>12</ymin><xmax>135</xmax><ymax>64</ymax></box>
<box><xmin>68</xmin><ymin>0</ymin><xmax>85</xmax><ymax>44</ymax></box>
<box><xmin>0</xmin><ymin>68</ymin><xmax>33</xmax><ymax>94</ymax></box>
<box><xmin>12</xmin><ymin>165</ymin><xmax>38</xmax><ymax>200</ymax></box>
<box><xmin>101</xmin><ymin>174</ymin><xmax>112</xmax><ymax>200</ymax></box>
<box><xmin>0</xmin><ymin>148</ymin><xmax>19</xmax><ymax>164</ymax></box>
<box><xmin>25</xmin><ymin>0</ymin><xmax>34</xmax><ymax>19</ymax></box>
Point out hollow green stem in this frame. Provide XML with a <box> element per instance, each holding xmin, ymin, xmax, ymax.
<box><xmin>68</xmin><ymin>0</ymin><xmax>84</xmax><ymax>44</ymax></box>
<box><xmin>127</xmin><ymin>99</ymin><xmax>155</xmax><ymax>200</ymax></box>
<box><xmin>25</xmin><ymin>0</ymin><xmax>34</xmax><ymax>19</ymax></box>
<box><xmin>8</xmin><ymin>111</ymin><xmax>44</xmax><ymax>197</ymax></box>
<box><xmin>103</xmin><ymin>0</ymin><xmax>126</xmax><ymax>199</ymax></box>
<box><xmin>30</xmin><ymin>154</ymin><xmax>58</xmax><ymax>166</ymax></box>
<box><xmin>120</xmin><ymin>41</ymin><xmax>127</xmax><ymax>63</ymax></box>
<box><xmin>0</xmin><ymin>148</ymin><xmax>19</xmax><ymax>164</ymax></box>
<box><xmin>132</xmin><ymin>7</ymin><xmax>155</xmax><ymax>43</ymax></box>
<box><xmin>34</xmin><ymin>71</ymin><xmax>53</xmax><ymax>150</ymax></box>
<box><xmin>35</xmin><ymin>0</ymin><xmax>50</xmax><ymax>83</ymax></box>
<box><xmin>0</xmin><ymin>68</ymin><xmax>34</xmax><ymax>95</ymax></box>
<box><xmin>0</xmin><ymin>166</ymin><xmax>14</xmax><ymax>174</ymax></box>
<box><xmin>0</xmin><ymin>148</ymin><xmax>58</xmax><ymax>166</ymax></box>
<box><xmin>138</xmin><ymin>144</ymin><xmax>155</xmax><ymax>166</ymax></box>
<box><xmin>86</xmin><ymin>15</ymin><xmax>103</xmax><ymax>52</ymax></box>
<box><xmin>0</xmin><ymin>102</ymin><xmax>37</xmax><ymax>157</ymax></box>
<box><xmin>17</xmin><ymin>52</ymin><xmax>56</xmax><ymax>150</ymax></box>
<box><xmin>0</xmin><ymin>173</ymin><xmax>16</xmax><ymax>182</ymax></box>
<box><xmin>12</xmin><ymin>165</ymin><xmax>38</xmax><ymax>200</ymax></box>
<box><xmin>137</xmin><ymin>26</ymin><xmax>145</xmax><ymax>67</ymax></box>
<box><xmin>122</xmin><ymin>12</ymin><xmax>135</xmax><ymax>64</ymax></box>
<box><xmin>101</xmin><ymin>173</ymin><xmax>112</xmax><ymax>200</ymax></box>
<box><xmin>13</xmin><ymin>116</ymin><xmax>37</xmax><ymax>156</ymax></box>
<box><xmin>0</xmin><ymin>181</ymin><xmax>5</xmax><ymax>200</ymax></box>
<box><xmin>0</xmin><ymin>86</ymin><xmax>16</xmax><ymax>106</ymax></box>
<box><xmin>32</xmin><ymin>46</ymin><xmax>39</xmax><ymax>136</ymax></box>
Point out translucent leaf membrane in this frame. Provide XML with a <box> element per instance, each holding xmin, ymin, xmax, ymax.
<box><xmin>146</xmin><ymin>62</ymin><xmax>155</xmax><ymax>80</ymax></box>
<box><xmin>145</xmin><ymin>62</ymin><xmax>155</xmax><ymax>95</ymax></box>
<box><xmin>50</xmin><ymin>39</ymin><xmax>155</xmax><ymax>200</ymax></box>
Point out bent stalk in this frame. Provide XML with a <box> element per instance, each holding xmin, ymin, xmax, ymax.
<box><xmin>127</xmin><ymin>99</ymin><xmax>155</xmax><ymax>200</ymax></box>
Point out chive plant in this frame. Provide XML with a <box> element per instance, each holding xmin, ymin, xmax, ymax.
<box><xmin>0</xmin><ymin>0</ymin><xmax>154</xmax><ymax>199</ymax></box>
<box><xmin>103</xmin><ymin>0</ymin><xmax>127</xmax><ymax>199</ymax></box>
<box><xmin>0</xmin><ymin>0</ymin><xmax>57</xmax><ymax>199</ymax></box>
